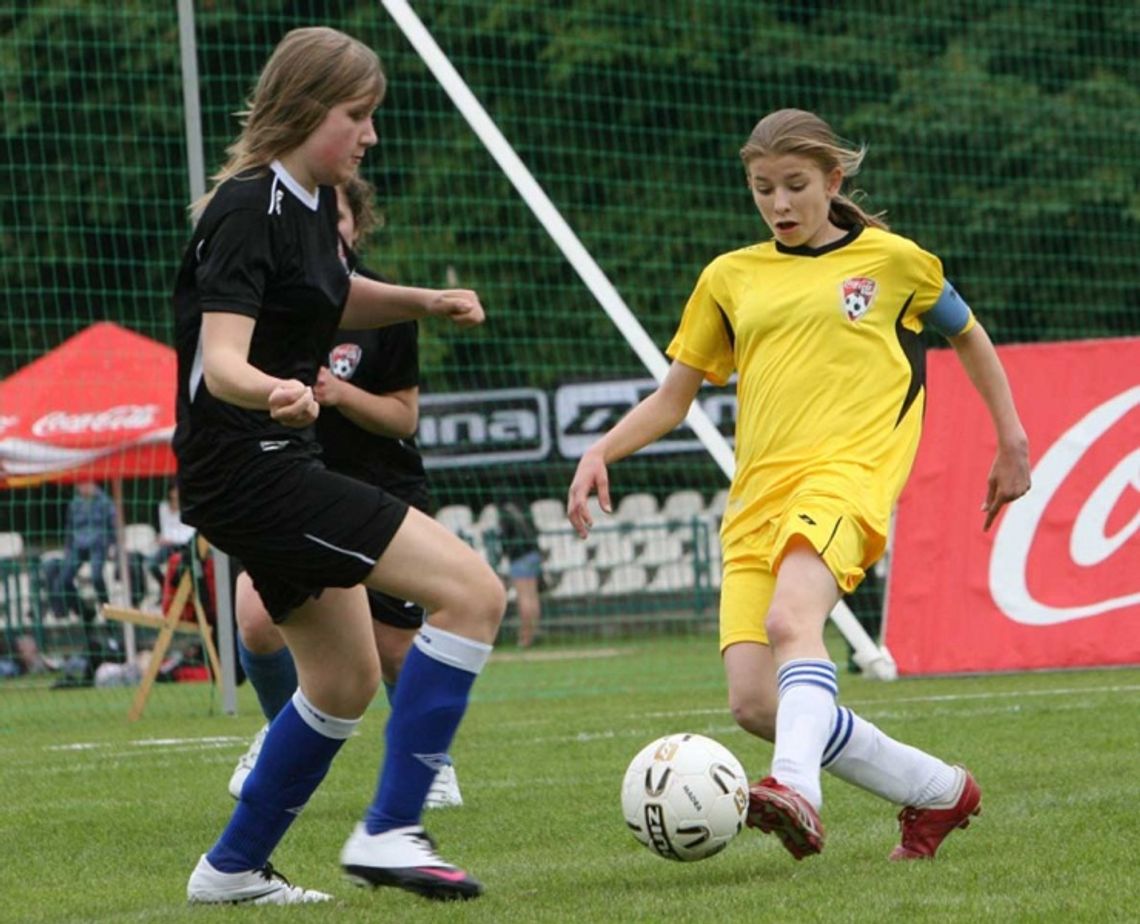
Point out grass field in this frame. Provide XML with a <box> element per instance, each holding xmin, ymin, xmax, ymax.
<box><xmin>2</xmin><ymin>630</ymin><xmax>1138</xmax><ymax>923</ymax></box>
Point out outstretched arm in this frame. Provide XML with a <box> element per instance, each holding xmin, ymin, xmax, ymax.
<box><xmin>567</xmin><ymin>360</ymin><xmax>706</xmax><ymax>537</ymax></box>
<box><xmin>947</xmin><ymin>323</ymin><xmax>1031</xmax><ymax>530</ymax></box>
<box><xmin>340</xmin><ymin>275</ymin><xmax>484</xmax><ymax>330</ymax></box>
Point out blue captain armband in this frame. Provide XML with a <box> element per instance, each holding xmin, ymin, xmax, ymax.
<box><xmin>924</xmin><ymin>281</ymin><xmax>975</xmax><ymax>337</ymax></box>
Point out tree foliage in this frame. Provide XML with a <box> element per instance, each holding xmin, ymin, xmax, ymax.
<box><xmin>2</xmin><ymin>0</ymin><xmax>1137</xmax><ymax>385</ymax></box>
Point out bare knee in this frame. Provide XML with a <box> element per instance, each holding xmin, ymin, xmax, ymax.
<box><xmin>235</xmin><ymin>575</ymin><xmax>284</xmax><ymax>655</ymax></box>
<box><xmin>469</xmin><ymin>567</ymin><xmax>508</xmax><ymax>634</ymax></box>
<box><xmin>765</xmin><ymin>601</ymin><xmax>809</xmax><ymax>653</ymax></box>
<box><xmin>435</xmin><ymin>564</ymin><xmax>506</xmax><ymax>641</ymax></box>
<box><xmin>373</xmin><ymin>624</ymin><xmax>414</xmax><ymax>686</ymax></box>
<box><xmin>304</xmin><ymin>655</ymin><xmax>380</xmax><ymax>717</ymax></box>
<box><xmin>729</xmin><ymin>691</ymin><xmax>776</xmax><ymax>741</ymax></box>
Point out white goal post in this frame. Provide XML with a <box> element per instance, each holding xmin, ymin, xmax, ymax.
<box><xmin>381</xmin><ymin>0</ymin><xmax>898</xmax><ymax>680</ymax></box>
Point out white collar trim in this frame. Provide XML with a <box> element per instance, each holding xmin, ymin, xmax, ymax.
<box><xmin>269</xmin><ymin>160</ymin><xmax>320</xmax><ymax>211</ymax></box>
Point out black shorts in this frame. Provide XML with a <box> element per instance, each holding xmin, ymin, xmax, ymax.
<box><xmin>356</xmin><ymin>473</ymin><xmax>428</xmax><ymax>630</ymax></box>
<box><xmin>367</xmin><ymin>588</ymin><xmax>426</xmax><ymax>630</ymax></box>
<box><xmin>185</xmin><ymin>454</ymin><xmax>408</xmax><ymax>621</ymax></box>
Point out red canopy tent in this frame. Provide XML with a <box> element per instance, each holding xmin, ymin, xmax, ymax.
<box><xmin>0</xmin><ymin>323</ymin><xmax>178</xmax><ymax>654</ymax></box>
<box><xmin>0</xmin><ymin>321</ymin><xmax>176</xmax><ymax>486</ymax></box>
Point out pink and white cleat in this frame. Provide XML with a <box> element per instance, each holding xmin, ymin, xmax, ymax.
<box><xmin>341</xmin><ymin>823</ymin><xmax>482</xmax><ymax>900</ymax></box>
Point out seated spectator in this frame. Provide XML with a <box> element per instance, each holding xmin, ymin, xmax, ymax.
<box><xmin>148</xmin><ymin>483</ymin><xmax>195</xmax><ymax>587</ymax></box>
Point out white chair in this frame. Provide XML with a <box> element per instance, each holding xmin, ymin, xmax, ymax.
<box><xmin>614</xmin><ymin>492</ymin><xmax>659</xmax><ymax>523</ymax></box>
<box><xmin>121</xmin><ymin>522</ymin><xmax>162</xmax><ymax>607</ymax></box>
<box><xmin>602</xmin><ymin>564</ymin><xmax>648</xmax><ymax>596</ymax></box>
<box><xmin>0</xmin><ymin>532</ymin><xmax>24</xmax><ymax>560</ymax></box>
<box><xmin>633</xmin><ymin>531</ymin><xmax>685</xmax><ymax>568</ymax></box>
<box><xmin>702</xmin><ymin>488</ymin><xmax>730</xmax><ymax>546</ymax></box>
<box><xmin>539</xmin><ymin>532</ymin><xmax>588</xmax><ymax>571</ymax></box>
<box><xmin>548</xmin><ymin>565</ymin><xmax>600</xmax><ymax>599</ymax></box>
<box><xmin>661</xmin><ymin>490</ymin><xmax>706</xmax><ymax>521</ymax></box>
<box><xmin>473</xmin><ymin>503</ymin><xmax>500</xmax><ymax>532</ymax></box>
<box><xmin>123</xmin><ymin>523</ymin><xmax>159</xmax><ymax>557</ymax></box>
<box><xmin>647</xmin><ymin>561</ymin><xmax>694</xmax><ymax>592</ymax></box>
<box><xmin>0</xmin><ymin>532</ymin><xmax>28</xmax><ymax>630</ymax></box>
<box><xmin>706</xmin><ymin>488</ymin><xmax>730</xmax><ymax>518</ymax></box>
<box><xmin>529</xmin><ymin>497</ymin><xmax>567</xmax><ymax>532</ymax></box>
<box><xmin>435</xmin><ymin>504</ymin><xmax>474</xmax><ymax>534</ymax></box>
<box><xmin>588</xmin><ymin>531</ymin><xmax>635</xmax><ymax>569</ymax></box>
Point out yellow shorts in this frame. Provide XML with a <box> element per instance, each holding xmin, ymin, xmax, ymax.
<box><xmin>718</xmin><ymin>497</ymin><xmax>879</xmax><ymax>652</ymax></box>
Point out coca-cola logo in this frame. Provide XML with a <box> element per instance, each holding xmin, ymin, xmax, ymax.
<box><xmin>990</xmin><ymin>386</ymin><xmax>1140</xmax><ymax>626</ymax></box>
<box><xmin>31</xmin><ymin>404</ymin><xmax>160</xmax><ymax>437</ymax></box>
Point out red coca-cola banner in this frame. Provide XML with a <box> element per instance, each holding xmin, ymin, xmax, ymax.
<box><xmin>885</xmin><ymin>337</ymin><xmax>1140</xmax><ymax>675</ymax></box>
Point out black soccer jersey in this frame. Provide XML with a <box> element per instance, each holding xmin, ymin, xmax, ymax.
<box><xmin>317</xmin><ymin>265</ymin><xmax>427</xmax><ymax>504</ymax></box>
<box><xmin>172</xmin><ymin>161</ymin><xmax>350</xmax><ymax>513</ymax></box>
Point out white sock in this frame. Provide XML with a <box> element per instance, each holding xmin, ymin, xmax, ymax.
<box><xmin>769</xmin><ymin>659</ymin><xmax>838</xmax><ymax>810</ymax></box>
<box><xmin>822</xmin><ymin>706</ymin><xmax>960</xmax><ymax>806</ymax></box>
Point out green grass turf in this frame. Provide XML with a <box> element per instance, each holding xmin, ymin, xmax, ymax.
<box><xmin>2</xmin><ymin>631</ymin><xmax>1138</xmax><ymax>923</ymax></box>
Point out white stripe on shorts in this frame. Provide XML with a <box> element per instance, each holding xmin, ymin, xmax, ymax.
<box><xmin>303</xmin><ymin>532</ymin><xmax>377</xmax><ymax>566</ymax></box>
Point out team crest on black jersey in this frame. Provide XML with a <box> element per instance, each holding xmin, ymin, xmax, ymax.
<box><xmin>329</xmin><ymin>343</ymin><xmax>363</xmax><ymax>380</ymax></box>
<box><xmin>840</xmin><ymin>276</ymin><xmax>878</xmax><ymax>322</ymax></box>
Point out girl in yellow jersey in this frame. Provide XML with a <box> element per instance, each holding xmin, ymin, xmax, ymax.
<box><xmin>567</xmin><ymin>109</ymin><xmax>1030</xmax><ymax>862</ymax></box>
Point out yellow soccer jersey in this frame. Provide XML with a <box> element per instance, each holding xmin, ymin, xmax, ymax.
<box><xmin>666</xmin><ymin>225</ymin><xmax>974</xmax><ymax>554</ymax></box>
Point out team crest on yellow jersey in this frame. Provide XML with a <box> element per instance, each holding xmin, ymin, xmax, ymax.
<box><xmin>840</xmin><ymin>276</ymin><xmax>878</xmax><ymax>322</ymax></box>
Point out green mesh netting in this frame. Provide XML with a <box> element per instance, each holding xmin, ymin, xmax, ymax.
<box><xmin>2</xmin><ymin>1</ymin><xmax>1137</xmax><ymax>719</ymax></box>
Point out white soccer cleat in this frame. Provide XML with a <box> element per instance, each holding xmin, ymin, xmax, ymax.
<box><xmin>424</xmin><ymin>762</ymin><xmax>463</xmax><ymax>809</ymax></box>
<box><xmin>187</xmin><ymin>854</ymin><xmax>332</xmax><ymax>905</ymax></box>
<box><xmin>228</xmin><ymin>723</ymin><xmax>269</xmax><ymax>800</ymax></box>
<box><xmin>341</xmin><ymin>823</ymin><xmax>482</xmax><ymax>900</ymax></box>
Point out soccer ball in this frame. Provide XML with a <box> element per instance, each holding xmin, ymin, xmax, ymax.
<box><xmin>621</xmin><ymin>733</ymin><xmax>749</xmax><ymax>862</ymax></box>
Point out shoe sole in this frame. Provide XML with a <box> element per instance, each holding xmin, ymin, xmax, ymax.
<box><xmin>747</xmin><ymin>791</ymin><xmax>824</xmax><ymax>860</ymax></box>
<box><xmin>343</xmin><ymin>865</ymin><xmax>482</xmax><ymax>901</ymax></box>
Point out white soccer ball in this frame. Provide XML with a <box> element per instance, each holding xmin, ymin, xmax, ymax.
<box><xmin>621</xmin><ymin>733</ymin><xmax>749</xmax><ymax>862</ymax></box>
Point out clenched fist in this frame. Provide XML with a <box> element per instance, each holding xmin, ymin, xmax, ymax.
<box><xmin>268</xmin><ymin>379</ymin><xmax>319</xmax><ymax>428</ymax></box>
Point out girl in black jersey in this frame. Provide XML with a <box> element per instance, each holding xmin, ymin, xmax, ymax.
<box><xmin>178</xmin><ymin>28</ymin><xmax>502</xmax><ymax>905</ymax></box>
<box><xmin>227</xmin><ymin>176</ymin><xmax>463</xmax><ymax>810</ymax></box>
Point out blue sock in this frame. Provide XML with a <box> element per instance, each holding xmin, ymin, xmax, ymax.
<box><xmin>365</xmin><ymin>624</ymin><xmax>491</xmax><ymax>834</ymax></box>
<box><xmin>383</xmin><ymin>679</ymin><xmax>397</xmax><ymax>706</ymax></box>
<box><xmin>207</xmin><ymin>690</ymin><xmax>358</xmax><ymax>872</ymax></box>
<box><xmin>238</xmin><ymin>637</ymin><xmax>298</xmax><ymax>721</ymax></box>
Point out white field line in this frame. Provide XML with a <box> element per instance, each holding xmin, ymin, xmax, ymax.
<box><xmin>566</xmin><ymin>696</ymin><xmax>1126</xmax><ymax>744</ymax></box>
<box><xmin>41</xmin><ymin>682</ymin><xmax>1139</xmax><ymax>759</ymax></box>
<box><xmin>491</xmin><ymin>646</ymin><xmax>626</xmax><ymax>663</ymax></box>
<box><xmin>44</xmin><ymin>735</ymin><xmax>244</xmax><ymax>755</ymax></box>
<box><xmin>561</xmin><ymin>683</ymin><xmax>1140</xmax><ymax>744</ymax></box>
<box><xmin>642</xmin><ymin>682</ymin><xmax>1140</xmax><ymax>719</ymax></box>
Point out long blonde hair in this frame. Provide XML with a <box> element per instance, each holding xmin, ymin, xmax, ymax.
<box><xmin>739</xmin><ymin>109</ymin><xmax>888</xmax><ymax>231</ymax></box>
<box><xmin>192</xmin><ymin>27</ymin><xmax>385</xmax><ymax>219</ymax></box>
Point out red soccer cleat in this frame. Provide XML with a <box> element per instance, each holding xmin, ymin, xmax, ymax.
<box><xmin>746</xmin><ymin>776</ymin><xmax>825</xmax><ymax>860</ymax></box>
<box><xmin>889</xmin><ymin>768</ymin><xmax>982</xmax><ymax>861</ymax></box>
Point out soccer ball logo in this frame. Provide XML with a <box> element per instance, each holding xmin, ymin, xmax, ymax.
<box><xmin>621</xmin><ymin>733</ymin><xmax>748</xmax><ymax>862</ymax></box>
<box><xmin>840</xmin><ymin>276</ymin><xmax>878</xmax><ymax>322</ymax></box>
<box><xmin>328</xmin><ymin>343</ymin><xmax>362</xmax><ymax>380</ymax></box>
